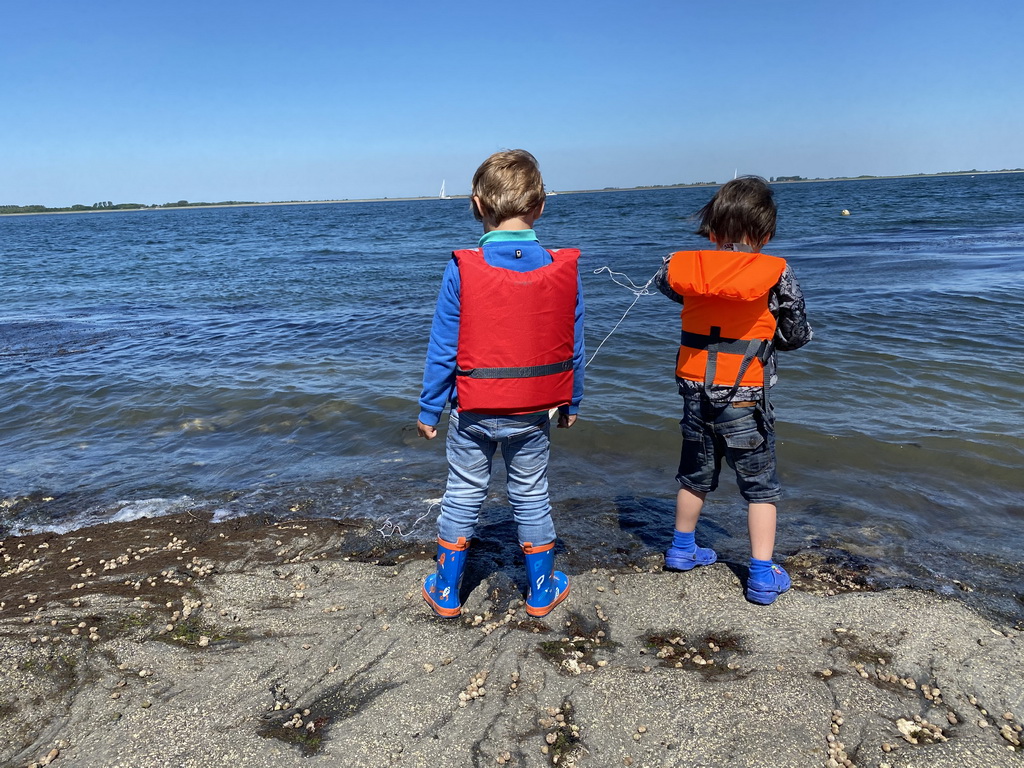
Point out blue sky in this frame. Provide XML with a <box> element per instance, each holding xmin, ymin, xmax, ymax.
<box><xmin>2</xmin><ymin>0</ymin><xmax>1022</xmax><ymax>206</ymax></box>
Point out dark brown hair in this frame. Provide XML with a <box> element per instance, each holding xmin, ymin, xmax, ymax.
<box><xmin>695</xmin><ymin>175</ymin><xmax>777</xmax><ymax>248</ymax></box>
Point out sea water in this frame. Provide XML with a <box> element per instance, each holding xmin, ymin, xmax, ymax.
<box><xmin>2</xmin><ymin>173</ymin><xmax>1022</xmax><ymax>617</ymax></box>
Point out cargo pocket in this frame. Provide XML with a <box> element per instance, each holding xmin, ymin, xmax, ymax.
<box><xmin>722</xmin><ymin>423</ymin><xmax>769</xmax><ymax>478</ymax></box>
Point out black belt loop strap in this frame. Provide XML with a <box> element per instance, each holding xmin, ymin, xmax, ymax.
<box><xmin>457</xmin><ymin>357</ymin><xmax>573</xmax><ymax>380</ymax></box>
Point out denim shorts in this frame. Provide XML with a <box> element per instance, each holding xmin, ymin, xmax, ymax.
<box><xmin>676</xmin><ymin>395</ymin><xmax>781</xmax><ymax>503</ymax></box>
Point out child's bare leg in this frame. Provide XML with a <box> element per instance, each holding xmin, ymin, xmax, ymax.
<box><xmin>675</xmin><ymin>487</ymin><xmax>706</xmax><ymax>532</ymax></box>
<box><xmin>747</xmin><ymin>502</ymin><xmax>777</xmax><ymax>561</ymax></box>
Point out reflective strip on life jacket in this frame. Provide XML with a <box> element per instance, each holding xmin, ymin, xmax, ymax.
<box><xmin>454</xmin><ymin>247</ymin><xmax>579</xmax><ymax>415</ymax></box>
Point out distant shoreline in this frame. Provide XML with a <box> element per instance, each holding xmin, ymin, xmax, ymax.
<box><xmin>4</xmin><ymin>169</ymin><xmax>1022</xmax><ymax>217</ymax></box>
<box><xmin>562</xmin><ymin>168</ymin><xmax>1024</xmax><ymax>195</ymax></box>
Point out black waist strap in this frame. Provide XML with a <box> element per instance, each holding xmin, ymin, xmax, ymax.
<box><xmin>683</xmin><ymin>326</ymin><xmax>773</xmax><ymax>406</ymax></box>
<box><xmin>457</xmin><ymin>357</ymin><xmax>573</xmax><ymax>380</ymax></box>
<box><xmin>681</xmin><ymin>330</ymin><xmax>758</xmax><ymax>355</ymax></box>
<box><xmin>682</xmin><ymin>330</ymin><xmax>771</xmax><ymax>363</ymax></box>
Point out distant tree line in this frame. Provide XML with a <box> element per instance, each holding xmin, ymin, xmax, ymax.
<box><xmin>769</xmin><ymin>168</ymin><xmax>1023</xmax><ymax>183</ymax></box>
<box><xmin>0</xmin><ymin>200</ymin><xmax>258</xmax><ymax>215</ymax></box>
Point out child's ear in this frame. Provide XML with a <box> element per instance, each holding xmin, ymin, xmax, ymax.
<box><xmin>533</xmin><ymin>200</ymin><xmax>545</xmax><ymax>220</ymax></box>
<box><xmin>471</xmin><ymin>195</ymin><xmax>487</xmax><ymax>221</ymax></box>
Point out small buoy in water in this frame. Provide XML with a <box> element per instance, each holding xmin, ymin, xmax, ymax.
<box><xmin>841</xmin><ymin>209</ymin><xmax>851</xmax><ymax>216</ymax></box>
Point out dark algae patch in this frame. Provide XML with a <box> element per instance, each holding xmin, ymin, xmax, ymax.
<box><xmin>258</xmin><ymin>713</ymin><xmax>331</xmax><ymax>756</ymax></box>
<box><xmin>107</xmin><ymin>611</ymin><xmax>159</xmax><ymax>639</ymax></box>
<box><xmin>535</xmin><ymin>699</ymin><xmax>583</xmax><ymax>766</ymax></box>
<box><xmin>786</xmin><ymin>546</ymin><xmax>876</xmax><ymax>595</ymax></box>
<box><xmin>160</xmin><ymin>615</ymin><xmax>248</xmax><ymax>647</ymax></box>
<box><xmin>824</xmin><ymin>625</ymin><xmax>906</xmax><ymax>667</ymax></box>
<box><xmin>536</xmin><ymin>611</ymin><xmax>616</xmax><ymax>674</ymax></box>
<box><xmin>18</xmin><ymin>649</ymin><xmax>80</xmax><ymax>686</ymax></box>
<box><xmin>643</xmin><ymin>630</ymin><xmax>748</xmax><ymax>678</ymax></box>
<box><xmin>538</xmin><ymin>637</ymin><xmax>597</xmax><ymax>673</ymax></box>
<box><xmin>259</xmin><ymin>671</ymin><xmax>397</xmax><ymax>756</ymax></box>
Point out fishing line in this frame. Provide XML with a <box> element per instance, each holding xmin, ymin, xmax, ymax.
<box><xmin>585</xmin><ymin>266</ymin><xmax>661</xmax><ymax>367</ymax></box>
<box><xmin>377</xmin><ymin>504</ymin><xmax>435</xmax><ymax>540</ymax></box>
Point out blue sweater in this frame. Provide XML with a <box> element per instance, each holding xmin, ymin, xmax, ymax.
<box><xmin>418</xmin><ymin>229</ymin><xmax>586</xmax><ymax>427</ymax></box>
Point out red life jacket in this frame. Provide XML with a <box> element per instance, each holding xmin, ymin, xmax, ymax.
<box><xmin>453</xmin><ymin>247</ymin><xmax>579</xmax><ymax>415</ymax></box>
<box><xmin>667</xmin><ymin>249</ymin><xmax>786</xmax><ymax>394</ymax></box>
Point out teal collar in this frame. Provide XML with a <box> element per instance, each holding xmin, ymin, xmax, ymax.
<box><xmin>479</xmin><ymin>229</ymin><xmax>538</xmax><ymax>246</ymax></box>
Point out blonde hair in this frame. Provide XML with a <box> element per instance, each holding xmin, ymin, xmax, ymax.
<box><xmin>471</xmin><ymin>149</ymin><xmax>545</xmax><ymax>224</ymax></box>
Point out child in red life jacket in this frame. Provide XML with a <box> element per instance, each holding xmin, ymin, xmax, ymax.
<box><xmin>416</xmin><ymin>149</ymin><xmax>585</xmax><ymax>619</ymax></box>
<box><xmin>654</xmin><ymin>176</ymin><xmax>812</xmax><ymax>605</ymax></box>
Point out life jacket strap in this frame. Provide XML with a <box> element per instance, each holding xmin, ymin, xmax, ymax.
<box><xmin>681</xmin><ymin>330</ymin><xmax>752</xmax><ymax>355</ymax></box>
<box><xmin>697</xmin><ymin>326</ymin><xmax>772</xmax><ymax>403</ymax></box>
<box><xmin>457</xmin><ymin>357</ymin><xmax>573</xmax><ymax>380</ymax></box>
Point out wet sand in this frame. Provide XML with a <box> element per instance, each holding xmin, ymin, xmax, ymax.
<box><xmin>2</xmin><ymin>512</ymin><xmax>1021</xmax><ymax>767</ymax></box>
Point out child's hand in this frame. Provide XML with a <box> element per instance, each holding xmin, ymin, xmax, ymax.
<box><xmin>417</xmin><ymin>420</ymin><xmax>437</xmax><ymax>440</ymax></box>
<box><xmin>557</xmin><ymin>413</ymin><xmax>577</xmax><ymax>429</ymax></box>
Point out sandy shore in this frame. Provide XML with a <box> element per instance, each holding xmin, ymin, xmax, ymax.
<box><xmin>1</xmin><ymin>512</ymin><xmax>1021</xmax><ymax>768</ymax></box>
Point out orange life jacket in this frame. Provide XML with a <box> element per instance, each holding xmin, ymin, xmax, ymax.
<box><xmin>453</xmin><ymin>247</ymin><xmax>579</xmax><ymax>415</ymax></box>
<box><xmin>667</xmin><ymin>249</ymin><xmax>786</xmax><ymax>394</ymax></box>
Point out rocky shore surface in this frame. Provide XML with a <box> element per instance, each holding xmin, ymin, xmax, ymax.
<box><xmin>1</xmin><ymin>512</ymin><xmax>1021</xmax><ymax>768</ymax></box>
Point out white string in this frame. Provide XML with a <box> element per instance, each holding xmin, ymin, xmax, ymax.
<box><xmin>586</xmin><ymin>266</ymin><xmax>660</xmax><ymax>367</ymax></box>
<box><xmin>377</xmin><ymin>503</ymin><xmax>436</xmax><ymax>540</ymax></box>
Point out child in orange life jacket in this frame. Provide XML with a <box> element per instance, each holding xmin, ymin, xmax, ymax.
<box><xmin>654</xmin><ymin>176</ymin><xmax>812</xmax><ymax>605</ymax></box>
<box><xmin>416</xmin><ymin>149</ymin><xmax>585</xmax><ymax>619</ymax></box>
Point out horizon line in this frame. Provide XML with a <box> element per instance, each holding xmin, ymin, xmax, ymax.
<box><xmin>3</xmin><ymin>168</ymin><xmax>1022</xmax><ymax>217</ymax></box>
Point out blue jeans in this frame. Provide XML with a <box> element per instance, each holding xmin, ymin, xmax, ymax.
<box><xmin>438</xmin><ymin>410</ymin><xmax>555</xmax><ymax>546</ymax></box>
<box><xmin>676</xmin><ymin>395</ymin><xmax>782</xmax><ymax>504</ymax></box>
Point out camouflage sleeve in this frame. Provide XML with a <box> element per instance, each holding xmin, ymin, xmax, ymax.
<box><xmin>770</xmin><ymin>265</ymin><xmax>813</xmax><ymax>351</ymax></box>
<box><xmin>655</xmin><ymin>255</ymin><xmax>685</xmax><ymax>304</ymax></box>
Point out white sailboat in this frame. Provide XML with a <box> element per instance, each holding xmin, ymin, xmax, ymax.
<box><xmin>439</xmin><ymin>180</ymin><xmax>451</xmax><ymax>200</ymax></box>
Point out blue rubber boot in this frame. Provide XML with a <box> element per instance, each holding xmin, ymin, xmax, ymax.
<box><xmin>745</xmin><ymin>560</ymin><xmax>791</xmax><ymax>605</ymax></box>
<box><xmin>423</xmin><ymin>537</ymin><xmax>469</xmax><ymax>617</ymax></box>
<box><xmin>522</xmin><ymin>541</ymin><xmax>570</xmax><ymax>617</ymax></box>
